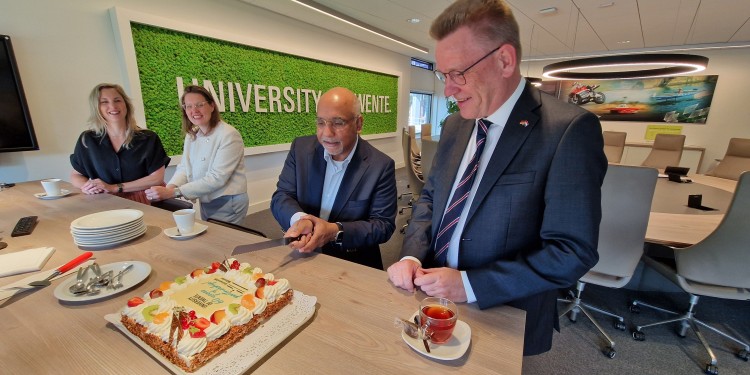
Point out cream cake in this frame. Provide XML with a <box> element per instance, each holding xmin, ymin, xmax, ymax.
<box><xmin>120</xmin><ymin>258</ymin><xmax>293</xmax><ymax>372</ymax></box>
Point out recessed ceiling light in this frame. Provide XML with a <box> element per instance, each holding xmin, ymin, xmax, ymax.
<box><xmin>617</xmin><ymin>40</ymin><xmax>631</xmax><ymax>44</ymax></box>
<box><xmin>406</xmin><ymin>18</ymin><xmax>420</xmax><ymax>24</ymax></box>
<box><xmin>539</xmin><ymin>7</ymin><xmax>558</xmax><ymax>14</ymax></box>
<box><xmin>599</xmin><ymin>2</ymin><xmax>615</xmax><ymax>8</ymax></box>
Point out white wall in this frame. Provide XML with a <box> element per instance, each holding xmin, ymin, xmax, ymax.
<box><xmin>525</xmin><ymin>48</ymin><xmax>750</xmax><ymax>173</ymax></box>
<box><xmin>0</xmin><ymin>0</ymin><xmax>410</xmax><ymax>212</ymax></box>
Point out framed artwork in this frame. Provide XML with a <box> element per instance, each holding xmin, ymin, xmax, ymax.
<box><xmin>541</xmin><ymin>75</ymin><xmax>718</xmax><ymax>124</ymax></box>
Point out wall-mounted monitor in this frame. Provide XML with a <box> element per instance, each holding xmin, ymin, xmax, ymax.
<box><xmin>0</xmin><ymin>34</ymin><xmax>39</xmax><ymax>153</ymax></box>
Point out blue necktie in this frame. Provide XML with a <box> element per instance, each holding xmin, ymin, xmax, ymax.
<box><xmin>433</xmin><ymin>119</ymin><xmax>490</xmax><ymax>266</ymax></box>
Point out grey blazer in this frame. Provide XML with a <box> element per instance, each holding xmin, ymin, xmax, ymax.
<box><xmin>401</xmin><ymin>83</ymin><xmax>608</xmax><ymax>355</ymax></box>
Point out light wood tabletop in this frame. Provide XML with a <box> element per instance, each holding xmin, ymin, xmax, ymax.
<box><xmin>0</xmin><ymin>181</ymin><xmax>525</xmax><ymax>375</ymax></box>
<box><xmin>646</xmin><ymin>174</ymin><xmax>737</xmax><ymax>247</ymax></box>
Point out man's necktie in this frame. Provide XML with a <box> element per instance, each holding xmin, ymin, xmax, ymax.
<box><xmin>433</xmin><ymin>119</ymin><xmax>490</xmax><ymax>266</ymax></box>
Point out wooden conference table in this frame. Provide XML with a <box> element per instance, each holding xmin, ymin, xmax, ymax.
<box><xmin>645</xmin><ymin>174</ymin><xmax>737</xmax><ymax>247</ymax></box>
<box><xmin>0</xmin><ymin>181</ymin><xmax>525</xmax><ymax>375</ymax></box>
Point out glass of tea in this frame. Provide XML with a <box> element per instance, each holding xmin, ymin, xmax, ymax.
<box><xmin>419</xmin><ymin>297</ymin><xmax>458</xmax><ymax>344</ymax></box>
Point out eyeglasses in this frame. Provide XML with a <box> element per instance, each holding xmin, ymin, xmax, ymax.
<box><xmin>182</xmin><ymin>101</ymin><xmax>209</xmax><ymax>111</ymax></box>
<box><xmin>316</xmin><ymin>116</ymin><xmax>357</xmax><ymax>130</ymax></box>
<box><xmin>434</xmin><ymin>45</ymin><xmax>503</xmax><ymax>85</ymax></box>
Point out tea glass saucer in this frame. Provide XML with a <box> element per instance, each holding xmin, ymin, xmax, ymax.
<box><xmin>401</xmin><ymin>311</ymin><xmax>471</xmax><ymax>360</ymax></box>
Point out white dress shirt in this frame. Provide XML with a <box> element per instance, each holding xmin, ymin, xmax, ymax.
<box><xmin>404</xmin><ymin>78</ymin><xmax>526</xmax><ymax>303</ymax></box>
<box><xmin>291</xmin><ymin>138</ymin><xmax>359</xmax><ymax>225</ymax></box>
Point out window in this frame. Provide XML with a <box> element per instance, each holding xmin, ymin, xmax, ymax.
<box><xmin>408</xmin><ymin>92</ymin><xmax>432</xmax><ymax>133</ymax></box>
<box><xmin>410</xmin><ymin>58</ymin><xmax>433</xmax><ymax>71</ymax></box>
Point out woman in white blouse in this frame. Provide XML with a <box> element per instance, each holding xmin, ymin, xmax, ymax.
<box><xmin>146</xmin><ymin>85</ymin><xmax>248</xmax><ymax>224</ymax></box>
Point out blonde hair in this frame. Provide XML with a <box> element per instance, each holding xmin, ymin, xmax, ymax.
<box><xmin>86</xmin><ymin>83</ymin><xmax>140</xmax><ymax>149</ymax></box>
<box><xmin>430</xmin><ymin>0</ymin><xmax>522</xmax><ymax>59</ymax></box>
<box><xmin>181</xmin><ymin>85</ymin><xmax>222</xmax><ymax>140</ymax></box>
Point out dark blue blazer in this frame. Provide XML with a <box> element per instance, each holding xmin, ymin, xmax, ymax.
<box><xmin>402</xmin><ymin>83</ymin><xmax>608</xmax><ymax>355</ymax></box>
<box><xmin>271</xmin><ymin>135</ymin><xmax>397</xmax><ymax>269</ymax></box>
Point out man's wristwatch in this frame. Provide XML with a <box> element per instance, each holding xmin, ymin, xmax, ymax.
<box><xmin>173</xmin><ymin>187</ymin><xmax>182</xmax><ymax>198</ymax></box>
<box><xmin>334</xmin><ymin>222</ymin><xmax>344</xmax><ymax>246</ymax></box>
<box><xmin>116</xmin><ymin>183</ymin><xmax>124</xmax><ymax>193</ymax></box>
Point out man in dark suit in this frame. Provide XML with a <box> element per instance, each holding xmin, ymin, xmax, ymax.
<box><xmin>271</xmin><ymin>87</ymin><xmax>397</xmax><ymax>270</ymax></box>
<box><xmin>387</xmin><ymin>0</ymin><xmax>607</xmax><ymax>355</ymax></box>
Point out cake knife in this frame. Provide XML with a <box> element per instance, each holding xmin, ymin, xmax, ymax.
<box><xmin>231</xmin><ymin>235</ymin><xmax>302</xmax><ymax>255</ymax></box>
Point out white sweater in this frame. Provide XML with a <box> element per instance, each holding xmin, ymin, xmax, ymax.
<box><xmin>168</xmin><ymin>121</ymin><xmax>247</xmax><ymax>203</ymax></box>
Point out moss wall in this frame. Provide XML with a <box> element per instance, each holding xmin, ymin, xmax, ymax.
<box><xmin>131</xmin><ymin>23</ymin><xmax>398</xmax><ymax>155</ymax></box>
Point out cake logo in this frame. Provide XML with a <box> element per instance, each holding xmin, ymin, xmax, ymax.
<box><xmin>171</xmin><ymin>275</ymin><xmax>249</xmax><ymax>317</ymax></box>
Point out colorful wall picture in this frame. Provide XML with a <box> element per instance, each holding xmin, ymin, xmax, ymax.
<box><xmin>553</xmin><ymin>75</ymin><xmax>718</xmax><ymax>124</ymax></box>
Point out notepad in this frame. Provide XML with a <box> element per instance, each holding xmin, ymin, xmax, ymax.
<box><xmin>0</xmin><ymin>247</ymin><xmax>55</xmax><ymax>277</ymax></box>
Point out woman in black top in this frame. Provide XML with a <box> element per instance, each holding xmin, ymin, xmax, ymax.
<box><xmin>70</xmin><ymin>83</ymin><xmax>170</xmax><ymax>204</ymax></box>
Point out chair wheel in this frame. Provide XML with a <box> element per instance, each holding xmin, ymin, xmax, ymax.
<box><xmin>704</xmin><ymin>364</ymin><xmax>718</xmax><ymax>375</ymax></box>
<box><xmin>632</xmin><ymin>330</ymin><xmax>645</xmax><ymax>341</ymax></box>
<box><xmin>738</xmin><ymin>349</ymin><xmax>749</xmax><ymax>361</ymax></box>
<box><xmin>629</xmin><ymin>304</ymin><xmax>640</xmax><ymax>314</ymax></box>
<box><xmin>603</xmin><ymin>347</ymin><xmax>616</xmax><ymax>358</ymax></box>
<box><xmin>614</xmin><ymin>321</ymin><xmax>626</xmax><ymax>331</ymax></box>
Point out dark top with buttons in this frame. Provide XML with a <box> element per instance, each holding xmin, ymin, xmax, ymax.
<box><xmin>70</xmin><ymin>129</ymin><xmax>170</xmax><ymax>184</ymax></box>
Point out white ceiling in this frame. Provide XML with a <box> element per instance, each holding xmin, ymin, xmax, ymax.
<box><xmin>242</xmin><ymin>0</ymin><xmax>750</xmax><ymax>63</ymax></box>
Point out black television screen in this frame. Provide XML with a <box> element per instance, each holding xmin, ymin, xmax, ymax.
<box><xmin>0</xmin><ymin>34</ymin><xmax>38</xmax><ymax>152</ymax></box>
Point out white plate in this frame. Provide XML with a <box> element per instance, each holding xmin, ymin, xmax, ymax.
<box><xmin>53</xmin><ymin>261</ymin><xmax>152</xmax><ymax>302</ymax></box>
<box><xmin>104</xmin><ymin>290</ymin><xmax>317</xmax><ymax>375</ymax></box>
<box><xmin>74</xmin><ymin>226</ymin><xmax>147</xmax><ymax>248</ymax></box>
<box><xmin>401</xmin><ymin>311</ymin><xmax>471</xmax><ymax>361</ymax></box>
<box><xmin>73</xmin><ymin>223</ymin><xmax>147</xmax><ymax>243</ymax></box>
<box><xmin>72</xmin><ymin>219</ymin><xmax>143</xmax><ymax>236</ymax></box>
<box><xmin>164</xmin><ymin>223</ymin><xmax>208</xmax><ymax>240</ymax></box>
<box><xmin>71</xmin><ymin>209</ymin><xmax>144</xmax><ymax>230</ymax></box>
<box><xmin>34</xmin><ymin>189</ymin><xmax>72</xmax><ymax>200</ymax></box>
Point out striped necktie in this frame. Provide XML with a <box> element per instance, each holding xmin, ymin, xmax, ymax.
<box><xmin>433</xmin><ymin>119</ymin><xmax>490</xmax><ymax>266</ymax></box>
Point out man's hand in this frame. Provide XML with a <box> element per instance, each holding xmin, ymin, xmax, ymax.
<box><xmin>413</xmin><ymin>267</ymin><xmax>468</xmax><ymax>302</ymax></box>
<box><xmin>285</xmin><ymin>215</ymin><xmax>338</xmax><ymax>253</ymax></box>
<box><xmin>387</xmin><ymin>259</ymin><xmax>421</xmax><ymax>292</ymax></box>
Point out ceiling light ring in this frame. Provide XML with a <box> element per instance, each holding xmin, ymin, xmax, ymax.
<box><xmin>542</xmin><ymin>54</ymin><xmax>708</xmax><ymax>80</ymax></box>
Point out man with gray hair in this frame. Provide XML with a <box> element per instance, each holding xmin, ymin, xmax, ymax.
<box><xmin>272</xmin><ymin>87</ymin><xmax>397</xmax><ymax>270</ymax></box>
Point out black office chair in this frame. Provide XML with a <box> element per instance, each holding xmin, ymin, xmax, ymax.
<box><xmin>207</xmin><ymin>218</ymin><xmax>267</xmax><ymax>238</ymax></box>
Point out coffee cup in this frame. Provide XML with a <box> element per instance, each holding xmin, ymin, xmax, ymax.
<box><xmin>41</xmin><ymin>178</ymin><xmax>62</xmax><ymax>196</ymax></box>
<box><xmin>173</xmin><ymin>209</ymin><xmax>196</xmax><ymax>234</ymax></box>
<box><xmin>419</xmin><ymin>297</ymin><xmax>458</xmax><ymax>344</ymax></box>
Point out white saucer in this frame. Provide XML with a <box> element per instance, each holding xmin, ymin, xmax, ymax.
<box><xmin>34</xmin><ymin>189</ymin><xmax>71</xmax><ymax>200</ymax></box>
<box><xmin>401</xmin><ymin>311</ymin><xmax>471</xmax><ymax>361</ymax></box>
<box><xmin>164</xmin><ymin>223</ymin><xmax>208</xmax><ymax>240</ymax></box>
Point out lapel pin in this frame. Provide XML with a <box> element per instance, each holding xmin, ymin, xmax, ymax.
<box><xmin>519</xmin><ymin>120</ymin><xmax>529</xmax><ymax>127</ymax></box>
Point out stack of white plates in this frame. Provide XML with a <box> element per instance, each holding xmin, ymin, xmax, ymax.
<box><xmin>71</xmin><ymin>209</ymin><xmax>146</xmax><ymax>248</ymax></box>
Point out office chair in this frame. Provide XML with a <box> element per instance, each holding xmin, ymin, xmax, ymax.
<box><xmin>641</xmin><ymin>134</ymin><xmax>686</xmax><ymax>169</ymax></box>
<box><xmin>421</xmin><ymin>123</ymin><xmax>432</xmax><ymax>138</ymax></box>
<box><xmin>630</xmin><ymin>171</ymin><xmax>750</xmax><ymax>375</ymax></box>
<box><xmin>558</xmin><ymin>164</ymin><xmax>658</xmax><ymax>358</ymax></box>
<box><xmin>399</xmin><ymin>127</ymin><xmax>425</xmax><ymax>233</ymax></box>
<box><xmin>709</xmin><ymin>138</ymin><xmax>750</xmax><ymax>181</ymax></box>
<box><xmin>207</xmin><ymin>218</ymin><xmax>267</xmax><ymax>238</ymax></box>
<box><xmin>421</xmin><ymin>137</ymin><xmax>438</xmax><ymax>179</ymax></box>
<box><xmin>603</xmin><ymin>131</ymin><xmax>627</xmax><ymax>163</ymax></box>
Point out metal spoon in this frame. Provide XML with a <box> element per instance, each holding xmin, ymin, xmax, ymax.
<box><xmin>68</xmin><ymin>266</ymin><xmax>88</xmax><ymax>294</ymax></box>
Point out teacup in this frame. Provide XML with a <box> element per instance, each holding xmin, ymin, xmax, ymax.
<box><xmin>173</xmin><ymin>209</ymin><xmax>196</xmax><ymax>234</ymax></box>
<box><xmin>41</xmin><ymin>178</ymin><xmax>62</xmax><ymax>196</ymax></box>
<box><xmin>419</xmin><ymin>297</ymin><xmax>458</xmax><ymax>344</ymax></box>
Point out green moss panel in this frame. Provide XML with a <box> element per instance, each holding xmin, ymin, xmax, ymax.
<box><xmin>131</xmin><ymin>23</ymin><xmax>399</xmax><ymax>156</ymax></box>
